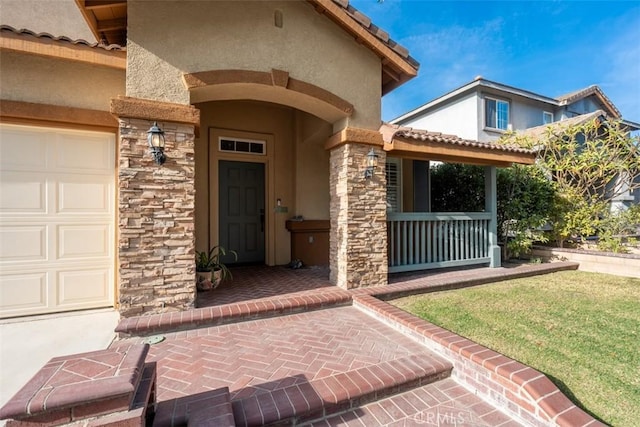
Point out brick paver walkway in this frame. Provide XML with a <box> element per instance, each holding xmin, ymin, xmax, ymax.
<box><xmin>112</xmin><ymin>306</ymin><xmax>440</xmax><ymax>402</ymax></box>
<box><xmin>109</xmin><ymin>262</ymin><xmax>583</xmax><ymax>426</ymax></box>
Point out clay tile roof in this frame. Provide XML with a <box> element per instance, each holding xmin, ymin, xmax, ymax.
<box><xmin>556</xmin><ymin>85</ymin><xmax>620</xmax><ymax>118</ymax></box>
<box><xmin>0</xmin><ymin>25</ymin><xmax>125</xmax><ymax>52</ymax></box>
<box><xmin>334</xmin><ymin>0</ymin><xmax>418</xmax><ymax>68</ymax></box>
<box><xmin>380</xmin><ymin>123</ymin><xmax>537</xmax><ymax>155</ymax></box>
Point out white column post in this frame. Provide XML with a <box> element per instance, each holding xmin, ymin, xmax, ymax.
<box><xmin>485</xmin><ymin>166</ymin><xmax>501</xmax><ymax>268</ymax></box>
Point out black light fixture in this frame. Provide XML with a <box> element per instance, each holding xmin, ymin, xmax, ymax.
<box><xmin>364</xmin><ymin>148</ymin><xmax>379</xmax><ymax>179</ymax></box>
<box><xmin>147</xmin><ymin>122</ymin><xmax>166</xmax><ymax>165</ymax></box>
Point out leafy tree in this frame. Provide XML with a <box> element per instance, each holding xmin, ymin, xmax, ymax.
<box><xmin>430</xmin><ymin>163</ymin><xmax>555</xmax><ymax>259</ymax></box>
<box><xmin>503</xmin><ymin>118</ymin><xmax>640</xmax><ymax>247</ymax></box>
<box><xmin>497</xmin><ymin>165</ymin><xmax>554</xmax><ymax>258</ymax></box>
<box><xmin>597</xmin><ymin>204</ymin><xmax>640</xmax><ymax>253</ymax></box>
<box><xmin>430</xmin><ymin>163</ymin><xmax>484</xmax><ymax>212</ymax></box>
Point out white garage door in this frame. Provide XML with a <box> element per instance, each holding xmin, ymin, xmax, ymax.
<box><xmin>0</xmin><ymin>124</ymin><xmax>115</xmax><ymax>318</ymax></box>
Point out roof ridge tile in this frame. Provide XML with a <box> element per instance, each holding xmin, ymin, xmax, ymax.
<box><xmin>327</xmin><ymin>0</ymin><xmax>418</xmax><ymax>68</ymax></box>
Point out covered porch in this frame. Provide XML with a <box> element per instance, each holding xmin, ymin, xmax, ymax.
<box><xmin>125</xmin><ymin>261</ymin><xmax>579</xmax><ymax>333</ymax></box>
<box><xmin>381</xmin><ymin>124</ymin><xmax>537</xmax><ymax>273</ymax></box>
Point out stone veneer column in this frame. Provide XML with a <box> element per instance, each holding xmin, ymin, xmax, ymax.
<box><xmin>329</xmin><ymin>141</ymin><xmax>388</xmax><ymax>289</ymax></box>
<box><xmin>111</xmin><ymin>97</ymin><xmax>200</xmax><ymax>317</ymax></box>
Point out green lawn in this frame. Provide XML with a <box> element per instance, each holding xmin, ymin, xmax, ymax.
<box><xmin>391</xmin><ymin>270</ymin><xmax>640</xmax><ymax>426</ymax></box>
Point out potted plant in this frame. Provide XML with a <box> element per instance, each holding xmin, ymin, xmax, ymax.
<box><xmin>195</xmin><ymin>245</ymin><xmax>238</xmax><ymax>291</ymax></box>
<box><xmin>195</xmin><ymin>249</ymin><xmax>214</xmax><ymax>291</ymax></box>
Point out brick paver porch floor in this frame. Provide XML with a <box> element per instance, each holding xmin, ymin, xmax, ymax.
<box><xmin>196</xmin><ymin>262</ymin><xmax>539</xmax><ymax>309</ymax></box>
<box><xmin>197</xmin><ymin>265</ymin><xmax>333</xmax><ymax>308</ymax></box>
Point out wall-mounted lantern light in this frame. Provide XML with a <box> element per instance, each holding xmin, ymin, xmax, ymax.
<box><xmin>147</xmin><ymin>122</ymin><xmax>166</xmax><ymax>165</ymax></box>
<box><xmin>364</xmin><ymin>148</ymin><xmax>379</xmax><ymax>179</ymax></box>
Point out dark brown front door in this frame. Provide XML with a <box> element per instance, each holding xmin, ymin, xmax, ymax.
<box><xmin>218</xmin><ymin>160</ymin><xmax>265</xmax><ymax>264</ymax></box>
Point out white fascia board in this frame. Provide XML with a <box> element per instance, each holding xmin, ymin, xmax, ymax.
<box><xmin>391</xmin><ymin>78</ymin><xmax>561</xmax><ymax>125</ymax></box>
<box><xmin>621</xmin><ymin>119</ymin><xmax>640</xmax><ymax>131</ymax></box>
<box><xmin>390</xmin><ymin>80</ymin><xmax>482</xmax><ymax>125</ymax></box>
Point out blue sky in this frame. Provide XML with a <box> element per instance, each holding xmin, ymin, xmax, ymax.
<box><xmin>350</xmin><ymin>0</ymin><xmax>640</xmax><ymax>122</ymax></box>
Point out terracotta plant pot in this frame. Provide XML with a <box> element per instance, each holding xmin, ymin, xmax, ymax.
<box><xmin>196</xmin><ymin>271</ymin><xmax>213</xmax><ymax>291</ymax></box>
<box><xmin>212</xmin><ymin>269</ymin><xmax>223</xmax><ymax>289</ymax></box>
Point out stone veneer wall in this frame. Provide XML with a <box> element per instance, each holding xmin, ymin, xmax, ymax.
<box><xmin>118</xmin><ymin>118</ymin><xmax>196</xmax><ymax>317</ymax></box>
<box><xmin>329</xmin><ymin>143</ymin><xmax>388</xmax><ymax>289</ymax></box>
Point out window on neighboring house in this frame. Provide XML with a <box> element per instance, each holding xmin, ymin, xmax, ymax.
<box><xmin>543</xmin><ymin>111</ymin><xmax>554</xmax><ymax>125</ymax></box>
<box><xmin>485</xmin><ymin>97</ymin><xmax>509</xmax><ymax>130</ymax></box>
<box><xmin>386</xmin><ymin>158</ymin><xmax>402</xmax><ymax>212</ymax></box>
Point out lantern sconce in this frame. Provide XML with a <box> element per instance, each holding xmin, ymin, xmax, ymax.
<box><xmin>147</xmin><ymin>122</ymin><xmax>166</xmax><ymax>165</ymax></box>
<box><xmin>364</xmin><ymin>148</ymin><xmax>379</xmax><ymax>179</ymax></box>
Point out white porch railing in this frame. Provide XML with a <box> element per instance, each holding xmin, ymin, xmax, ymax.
<box><xmin>387</xmin><ymin>212</ymin><xmax>491</xmax><ymax>273</ymax></box>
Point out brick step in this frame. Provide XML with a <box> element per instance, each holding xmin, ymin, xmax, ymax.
<box><xmin>0</xmin><ymin>345</ymin><xmax>157</xmax><ymax>427</ymax></box>
<box><xmin>151</xmin><ymin>387</ymin><xmax>235</xmax><ymax>427</ymax></box>
<box><xmin>115</xmin><ymin>290</ymin><xmax>352</xmax><ymax>338</ymax></box>
<box><xmin>230</xmin><ymin>353</ymin><xmax>453</xmax><ymax>427</ymax></box>
<box><xmin>301</xmin><ymin>378</ymin><xmax>519</xmax><ymax>426</ymax></box>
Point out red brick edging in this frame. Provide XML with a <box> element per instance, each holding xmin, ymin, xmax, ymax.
<box><xmin>115</xmin><ymin>289</ymin><xmax>352</xmax><ymax>336</ymax></box>
<box><xmin>353</xmin><ymin>294</ymin><xmax>605</xmax><ymax>427</ymax></box>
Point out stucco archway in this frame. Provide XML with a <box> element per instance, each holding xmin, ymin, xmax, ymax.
<box><xmin>183</xmin><ymin>69</ymin><xmax>353</xmax><ymax>126</ymax></box>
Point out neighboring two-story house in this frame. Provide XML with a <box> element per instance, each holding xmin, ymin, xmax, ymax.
<box><xmin>390</xmin><ymin>77</ymin><xmax>640</xmax><ymax>209</ymax></box>
<box><xmin>391</xmin><ymin>76</ymin><xmax>639</xmax><ymax>142</ymax></box>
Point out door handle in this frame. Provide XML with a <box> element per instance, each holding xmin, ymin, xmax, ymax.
<box><xmin>260</xmin><ymin>209</ymin><xmax>265</xmax><ymax>232</ymax></box>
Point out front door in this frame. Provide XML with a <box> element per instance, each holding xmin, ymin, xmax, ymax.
<box><xmin>218</xmin><ymin>161</ymin><xmax>265</xmax><ymax>264</ymax></box>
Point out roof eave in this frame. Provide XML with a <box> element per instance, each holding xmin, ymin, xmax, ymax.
<box><xmin>391</xmin><ymin>80</ymin><xmax>482</xmax><ymax>124</ymax></box>
<box><xmin>392</xmin><ymin>78</ymin><xmax>561</xmax><ymax>125</ymax></box>
<box><xmin>380</xmin><ymin>123</ymin><xmax>537</xmax><ymax>167</ymax></box>
<box><xmin>309</xmin><ymin>0</ymin><xmax>418</xmax><ymax>94</ymax></box>
<box><xmin>74</xmin><ymin>0</ymin><xmax>127</xmax><ymax>46</ymax></box>
<box><xmin>621</xmin><ymin>119</ymin><xmax>640</xmax><ymax>131</ymax></box>
<box><xmin>384</xmin><ymin>137</ymin><xmax>536</xmax><ymax>167</ymax></box>
<box><xmin>0</xmin><ymin>26</ymin><xmax>126</xmax><ymax>69</ymax></box>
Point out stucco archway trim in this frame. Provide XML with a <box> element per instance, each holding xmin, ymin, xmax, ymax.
<box><xmin>183</xmin><ymin>69</ymin><xmax>354</xmax><ymax>118</ymax></box>
<box><xmin>325</xmin><ymin>127</ymin><xmax>383</xmax><ymax>151</ymax></box>
<box><xmin>1</xmin><ymin>99</ymin><xmax>117</xmax><ymax>130</ymax></box>
<box><xmin>110</xmin><ymin>96</ymin><xmax>200</xmax><ymax>126</ymax></box>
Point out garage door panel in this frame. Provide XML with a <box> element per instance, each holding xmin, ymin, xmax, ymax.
<box><xmin>0</xmin><ymin>272</ymin><xmax>48</xmax><ymax>311</ymax></box>
<box><xmin>0</xmin><ymin>128</ymin><xmax>48</xmax><ymax>170</ymax></box>
<box><xmin>55</xmin><ymin>134</ymin><xmax>114</xmax><ymax>173</ymax></box>
<box><xmin>57</xmin><ymin>269</ymin><xmax>110</xmax><ymax>306</ymax></box>
<box><xmin>0</xmin><ymin>225</ymin><xmax>47</xmax><ymax>262</ymax></box>
<box><xmin>58</xmin><ymin>224</ymin><xmax>111</xmax><ymax>260</ymax></box>
<box><xmin>0</xmin><ymin>173</ymin><xmax>47</xmax><ymax>213</ymax></box>
<box><xmin>0</xmin><ymin>124</ymin><xmax>115</xmax><ymax>318</ymax></box>
<box><xmin>58</xmin><ymin>178</ymin><xmax>112</xmax><ymax>214</ymax></box>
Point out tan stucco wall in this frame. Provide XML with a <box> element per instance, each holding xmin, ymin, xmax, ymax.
<box><xmin>195</xmin><ymin>101</ymin><xmax>331</xmax><ymax>266</ymax></box>
<box><xmin>295</xmin><ymin>110</ymin><xmax>332</xmax><ymax>220</ymax></box>
<box><xmin>126</xmin><ymin>0</ymin><xmax>381</xmax><ymax>130</ymax></box>
<box><xmin>0</xmin><ymin>0</ymin><xmax>96</xmax><ymax>42</ymax></box>
<box><xmin>0</xmin><ymin>51</ymin><xmax>124</xmax><ymax>111</ymax></box>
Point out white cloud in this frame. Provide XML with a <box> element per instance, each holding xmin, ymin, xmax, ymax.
<box><xmin>383</xmin><ymin>18</ymin><xmax>507</xmax><ymax>120</ymax></box>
